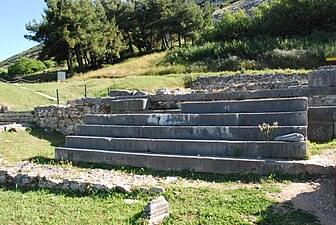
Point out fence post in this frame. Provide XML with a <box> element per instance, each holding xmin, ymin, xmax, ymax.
<box><xmin>84</xmin><ymin>85</ymin><xmax>87</xmax><ymax>98</ymax></box>
<box><xmin>56</xmin><ymin>89</ymin><xmax>60</xmax><ymax>105</ymax></box>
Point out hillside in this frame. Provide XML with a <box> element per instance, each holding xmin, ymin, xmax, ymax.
<box><xmin>0</xmin><ymin>45</ymin><xmax>42</xmax><ymax>68</ymax></box>
<box><xmin>0</xmin><ymin>0</ymin><xmax>263</xmax><ymax>69</ymax></box>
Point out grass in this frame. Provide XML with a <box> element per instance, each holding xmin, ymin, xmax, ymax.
<box><xmin>307</xmin><ymin>139</ymin><xmax>336</xmax><ymax>156</ymax></box>
<box><xmin>0</xmin><ymin>127</ymin><xmax>64</xmax><ymax>163</ymax></box>
<box><xmin>75</xmin><ymin>52</ymin><xmax>186</xmax><ymax>79</ymax></box>
<box><xmin>19</xmin><ymin>74</ymin><xmax>184</xmax><ymax>103</ymax></box>
<box><xmin>0</xmin><ymin>82</ymin><xmax>53</xmax><ymax>111</ymax></box>
<box><xmin>0</xmin><ymin>185</ymin><xmax>318</xmax><ymax>225</ymax></box>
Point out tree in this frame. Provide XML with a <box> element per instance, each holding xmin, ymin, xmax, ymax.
<box><xmin>26</xmin><ymin>0</ymin><xmax>124</xmax><ymax>70</ymax></box>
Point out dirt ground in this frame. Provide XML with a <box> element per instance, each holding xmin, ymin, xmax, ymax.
<box><xmin>269</xmin><ymin>149</ymin><xmax>336</xmax><ymax>225</ymax></box>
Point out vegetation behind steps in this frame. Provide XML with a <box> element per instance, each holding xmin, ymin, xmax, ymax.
<box><xmin>166</xmin><ymin>0</ymin><xmax>336</xmax><ymax>71</ymax></box>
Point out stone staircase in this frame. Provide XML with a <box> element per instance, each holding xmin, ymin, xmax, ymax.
<box><xmin>56</xmin><ymin>97</ymin><xmax>308</xmax><ymax>174</ymax></box>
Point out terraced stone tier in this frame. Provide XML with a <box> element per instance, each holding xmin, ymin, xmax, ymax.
<box><xmin>84</xmin><ymin>111</ymin><xmax>307</xmax><ymax>126</ymax></box>
<box><xmin>65</xmin><ymin>136</ymin><xmax>306</xmax><ymax>159</ymax></box>
<box><xmin>55</xmin><ymin>148</ymin><xmax>330</xmax><ymax>175</ymax></box>
<box><xmin>181</xmin><ymin>97</ymin><xmax>308</xmax><ymax>113</ymax></box>
<box><xmin>77</xmin><ymin>125</ymin><xmax>307</xmax><ymax>141</ymax></box>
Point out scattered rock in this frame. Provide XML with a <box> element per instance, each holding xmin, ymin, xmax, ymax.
<box><xmin>143</xmin><ymin>196</ymin><xmax>169</xmax><ymax>225</ymax></box>
<box><xmin>156</xmin><ymin>89</ymin><xmax>172</xmax><ymax>95</ymax></box>
<box><xmin>274</xmin><ymin>133</ymin><xmax>305</xmax><ymax>142</ymax></box>
<box><xmin>109</xmin><ymin>90</ymin><xmax>133</xmax><ymax>97</ymax></box>
<box><xmin>318</xmin><ymin>65</ymin><xmax>336</xmax><ymax>70</ymax></box>
<box><xmin>0</xmin><ymin>156</ymin><xmax>3</xmax><ymax>163</ymax></box>
<box><xmin>150</xmin><ymin>186</ymin><xmax>165</xmax><ymax>194</ymax></box>
<box><xmin>133</xmin><ymin>90</ymin><xmax>151</xmax><ymax>96</ymax></box>
<box><xmin>0</xmin><ymin>105</ymin><xmax>11</xmax><ymax>113</ymax></box>
<box><xmin>0</xmin><ymin>123</ymin><xmax>26</xmax><ymax>133</ymax></box>
<box><xmin>139</xmin><ymin>186</ymin><xmax>150</xmax><ymax>193</ymax></box>
<box><xmin>116</xmin><ymin>185</ymin><xmax>132</xmax><ymax>194</ymax></box>
<box><xmin>165</xmin><ymin>176</ymin><xmax>178</xmax><ymax>183</ymax></box>
<box><xmin>124</xmin><ymin>199</ymin><xmax>139</xmax><ymax>204</ymax></box>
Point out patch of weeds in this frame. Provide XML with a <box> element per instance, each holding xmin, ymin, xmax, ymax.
<box><xmin>259</xmin><ymin>122</ymin><xmax>279</xmax><ymax>141</ymax></box>
<box><xmin>182</xmin><ymin>74</ymin><xmax>196</xmax><ymax>88</ymax></box>
<box><xmin>306</xmin><ymin>139</ymin><xmax>336</xmax><ymax>157</ymax></box>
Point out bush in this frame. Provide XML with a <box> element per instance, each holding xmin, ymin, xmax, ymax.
<box><xmin>166</xmin><ymin>32</ymin><xmax>336</xmax><ymax>70</ymax></box>
<box><xmin>260</xmin><ymin>49</ymin><xmax>324</xmax><ymax>69</ymax></box>
<box><xmin>8</xmin><ymin>58</ymin><xmax>46</xmax><ymax>75</ymax></box>
<box><xmin>43</xmin><ymin>60</ymin><xmax>57</xmax><ymax>69</ymax></box>
<box><xmin>182</xmin><ymin>74</ymin><xmax>196</xmax><ymax>88</ymax></box>
<box><xmin>0</xmin><ymin>68</ymin><xmax>7</xmax><ymax>78</ymax></box>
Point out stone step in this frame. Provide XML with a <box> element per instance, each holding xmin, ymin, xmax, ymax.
<box><xmin>181</xmin><ymin>97</ymin><xmax>308</xmax><ymax>113</ymax></box>
<box><xmin>55</xmin><ymin>148</ymin><xmax>332</xmax><ymax>175</ymax></box>
<box><xmin>84</xmin><ymin>111</ymin><xmax>307</xmax><ymax>126</ymax></box>
<box><xmin>65</xmin><ymin>136</ymin><xmax>306</xmax><ymax>159</ymax></box>
<box><xmin>77</xmin><ymin>125</ymin><xmax>307</xmax><ymax>141</ymax></box>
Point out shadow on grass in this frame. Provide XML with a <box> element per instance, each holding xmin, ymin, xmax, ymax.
<box><xmin>258</xmin><ymin>201</ymin><xmax>319</xmax><ymax>225</ymax></box>
<box><xmin>27</xmin><ymin>126</ymin><xmax>65</xmax><ymax>147</ymax></box>
<box><xmin>257</xmin><ymin>179</ymin><xmax>336</xmax><ymax>225</ymax></box>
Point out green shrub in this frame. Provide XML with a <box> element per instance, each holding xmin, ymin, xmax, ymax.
<box><xmin>0</xmin><ymin>68</ymin><xmax>7</xmax><ymax>78</ymax></box>
<box><xmin>8</xmin><ymin>58</ymin><xmax>46</xmax><ymax>75</ymax></box>
<box><xmin>182</xmin><ymin>74</ymin><xmax>196</xmax><ymax>88</ymax></box>
<box><xmin>43</xmin><ymin>60</ymin><xmax>57</xmax><ymax>69</ymax></box>
<box><xmin>260</xmin><ymin>49</ymin><xmax>324</xmax><ymax>69</ymax></box>
<box><xmin>166</xmin><ymin>32</ymin><xmax>336</xmax><ymax>70</ymax></box>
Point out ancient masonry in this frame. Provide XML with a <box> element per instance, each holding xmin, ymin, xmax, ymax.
<box><xmin>53</xmin><ymin>67</ymin><xmax>336</xmax><ymax>175</ymax></box>
<box><xmin>54</xmin><ymin>96</ymin><xmax>317</xmax><ymax>175</ymax></box>
<box><xmin>1</xmin><ymin>67</ymin><xmax>336</xmax><ymax>175</ymax></box>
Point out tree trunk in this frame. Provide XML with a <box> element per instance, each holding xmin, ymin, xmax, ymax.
<box><xmin>84</xmin><ymin>52</ymin><xmax>89</xmax><ymax>67</ymax></box>
<box><xmin>67</xmin><ymin>46</ymin><xmax>73</xmax><ymax>71</ymax></box>
<box><xmin>164</xmin><ymin>34</ymin><xmax>170</xmax><ymax>49</ymax></box>
<box><xmin>75</xmin><ymin>45</ymin><xmax>84</xmax><ymax>69</ymax></box>
<box><xmin>161</xmin><ymin>36</ymin><xmax>166</xmax><ymax>50</ymax></box>
<box><xmin>127</xmin><ymin>32</ymin><xmax>134</xmax><ymax>55</ymax></box>
<box><xmin>178</xmin><ymin>34</ymin><xmax>181</xmax><ymax>47</ymax></box>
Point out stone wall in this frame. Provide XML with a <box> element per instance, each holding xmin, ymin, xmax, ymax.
<box><xmin>191</xmin><ymin>73</ymin><xmax>307</xmax><ymax>92</ymax></box>
<box><xmin>34</xmin><ymin>105</ymin><xmax>85</xmax><ymax>134</ymax></box>
<box><xmin>34</xmin><ymin>97</ymin><xmax>149</xmax><ymax>134</ymax></box>
<box><xmin>0</xmin><ymin>111</ymin><xmax>35</xmax><ymax>124</ymax></box>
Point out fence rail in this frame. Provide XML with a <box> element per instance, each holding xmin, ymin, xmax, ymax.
<box><xmin>0</xmin><ymin>77</ymin><xmax>39</xmax><ymax>83</ymax></box>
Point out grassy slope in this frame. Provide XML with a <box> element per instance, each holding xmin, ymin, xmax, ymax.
<box><xmin>0</xmin><ymin>82</ymin><xmax>53</xmax><ymax>111</ymax></box>
<box><xmin>0</xmin><ymin>51</ymin><xmax>308</xmax><ymax>110</ymax></box>
<box><xmin>0</xmin><ymin>127</ymin><xmax>64</xmax><ymax>163</ymax></box>
<box><xmin>19</xmin><ymin>74</ymin><xmax>184</xmax><ymax>103</ymax></box>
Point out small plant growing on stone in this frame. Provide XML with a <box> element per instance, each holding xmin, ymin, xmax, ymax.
<box><xmin>259</xmin><ymin>122</ymin><xmax>279</xmax><ymax>141</ymax></box>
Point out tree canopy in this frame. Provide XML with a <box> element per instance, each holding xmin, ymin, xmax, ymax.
<box><xmin>25</xmin><ymin>0</ymin><xmax>214</xmax><ymax>71</ymax></box>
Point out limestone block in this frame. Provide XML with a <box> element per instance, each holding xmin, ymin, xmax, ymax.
<box><xmin>143</xmin><ymin>196</ymin><xmax>169</xmax><ymax>225</ymax></box>
<box><xmin>274</xmin><ymin>133</ymin><xmax>305</xmax><ymax>142</ymax></box>
<box><xmin>308</xmin><ymin>68</ymin><xmax>336</xmax><ymax>88</ymax></box>
<box><xmin>156</xmin><ymin>89</ymin><xmax>172</xmax><ymax>95</ymax></box>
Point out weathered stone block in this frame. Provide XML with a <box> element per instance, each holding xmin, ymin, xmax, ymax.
<box><xmin>143</xmin><ymin>196</ymin><xmax>169</xmax><ymax>225</ymax></box>
<box><xmin>308</xmin><ymin>68</ymin><xmax>336</xmax><ymax>88</ymax></box>
<box><xmin>108</xmin><ymin>90</ymin><xmax>133</xmax><ymax>97</ymax></box>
